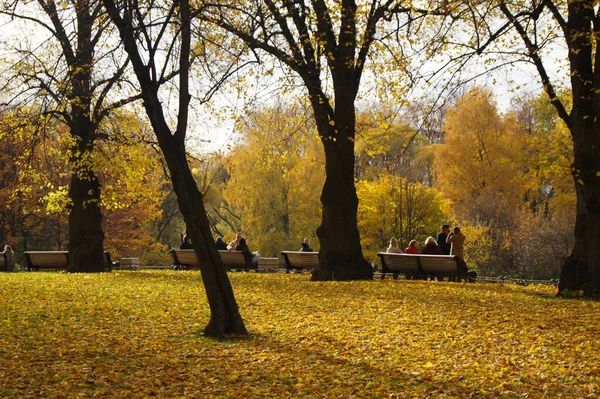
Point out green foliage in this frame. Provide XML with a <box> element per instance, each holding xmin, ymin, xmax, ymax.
<box><xmin>1</xmin><ymin>271</ymin><xmax>598</xmax><ymax>397</ymax></box>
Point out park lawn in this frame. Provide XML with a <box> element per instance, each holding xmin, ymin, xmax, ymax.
<box><xmin>0</xmin><ymin>271</ymin><xmax>598</xmax><ymax>398</ymax></box>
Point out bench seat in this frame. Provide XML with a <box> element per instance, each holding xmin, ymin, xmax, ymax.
<box><xmin>281</xmin><ymin>251</ymin><xmax>319</xmax><ymax>272</ymax></box>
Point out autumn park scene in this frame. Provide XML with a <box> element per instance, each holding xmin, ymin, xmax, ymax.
<box><xmin>1</xmin><ymin>0</ymin><xmax>600</xmax><ymax>397</ymax></box>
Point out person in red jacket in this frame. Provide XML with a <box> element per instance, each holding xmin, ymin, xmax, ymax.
<box><xmin>405</xmin><ymin>240</ymin><xmax>419</xmax><ymax>254</ymax></box>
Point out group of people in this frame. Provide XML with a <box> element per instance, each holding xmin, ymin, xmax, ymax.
<box><xmin>386</xmin><ymin>224</ymin><xmax>466</xmax><ymax>262</ymax></box>
<box><xmin>180</xmin><ymin>233</ymin><xmax>314</xmax><ymax>268</ymax></box>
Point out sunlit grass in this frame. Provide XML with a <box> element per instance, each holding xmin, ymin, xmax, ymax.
<box><xmin>1</xmin><ymin>271</ymin><xmax>598</xmax><ymax>398</ymax></box>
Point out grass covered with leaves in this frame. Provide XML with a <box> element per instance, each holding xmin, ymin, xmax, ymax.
<box><xmin>1</xmin><ymin>271</ymin><xmax>598</xmax><ymax>398</ymax></box>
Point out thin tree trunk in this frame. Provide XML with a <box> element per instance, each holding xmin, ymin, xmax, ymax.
<box><xmin>161</xmin><ymin>139</ymin><xmax>247</xmax><ymax>336</ymax></box>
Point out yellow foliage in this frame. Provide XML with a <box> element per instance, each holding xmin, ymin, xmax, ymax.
<box><xmin>357</xmin><ymin>174</ymin><xmax>448</xmax><ymax>260</ymax></box>
<box><xmin>1</xmin><ymin>271</ymin><xmax>598</xmax><ymax>398</ymax></box>
<box><xmin>434</xmin><ymin>87</ymin><xmax>527</xmax><ymax>223</ymax></box>
<box><xmin>223</xmin><ymin>103</ymin><xmax>325</xmax><ymax>256</ymax></box>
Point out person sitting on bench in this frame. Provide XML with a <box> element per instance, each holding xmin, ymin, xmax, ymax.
<box><xmin>405</xmin><ymin>240</ymin><xmax>419</xmax><ymax>254</ymax></box>
<box><xmin>299</xmin><ymin>238</ymin><xmax>313</xmax><ymax>252</ymax></box>
<box><xmin>180</xmin><ymin>235</ymin><xmax>193</xmax><ymax>249</ymax></box>
<box><xmin>236</xmin><ymin>238</ymin><xmax>259</xmax><ymax>268</ymax></box>
<box><xmin>215</xmin><ymin>237</ymin><xmax>228</xmax><ymax>250</ymax></box>
<box><xmin>386</xmin><ymin>237</ymin><xmax>403</xmax><ymax>253</ymax></box>
<box><xmin>421</xmin><ymin>236</ymin><xmax>443</xmax><ymax>255</ymax></box>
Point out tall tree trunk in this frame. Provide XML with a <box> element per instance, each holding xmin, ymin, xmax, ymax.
<box><xmin>65</xmin><ymin>6</ymin><xmax>105</xmax><ymax>273</ymax></box>
<box><xmin>310</xmin><ymin>97</ymin><xmax>373</xmax><ymax>281</ymax></box>
<box><xmin>161</xmin><ymin>139</ymin><xmax>247</xmax><ymax>336</ymax></box>
<box><xmin>558</xmin><ymin>122</ymin><xmax>600</xmax><ymax>295</ymax></box>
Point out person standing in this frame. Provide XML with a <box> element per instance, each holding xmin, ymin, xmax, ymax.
<box><xmin>437</xmin><ymin>224</ymin><xmax>452</xmax><ymax>255</ymax></box>
<box><xmin>446</xmin><ymin>226</ymin><xmax>466</xmax><ymax>260</ymax></box>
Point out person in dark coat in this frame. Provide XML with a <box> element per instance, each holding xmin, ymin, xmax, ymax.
<box><xmin>421</xmin><ymin>236</ymin><xmax>443</xmax><ymax>255</ymax></box>
<box><xmin>299</xmin><ymin>238</ymin><xmax>313</xmax><ymax>252</ymax></box>
<box><xmin>437</xmin><ymin>224</ymin><xmax>452</xmax><ymax>255</ymax></box>
<box><xmin>236</xmin><ymin>238</ymin><xmax>259</xmax><ymax>268</ymax></box>
<box><xmin>215</xmin><ymin>237</ymin><xmax>228</xmax><ymax>250</ymax></box>
<box><xmin>179</xmin><ymin>235</ymin><xmax>193</xmax><ymax>249</ymax></box>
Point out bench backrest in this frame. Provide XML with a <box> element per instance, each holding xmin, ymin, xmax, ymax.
<box><xmin>378</xmin><ymin>252</ymin><xmax>460</xmax><ymax>276</ymax></box>
<box><xmin>24</xmin><ymin>250</ymin><xmax>114</xmax><ymax>270</ymax></box>
<box><xmin>171</xmin><ymin>249</ymin><xmax>198</xmax><ymax>266</ymax></box>
<box><xmin>171</xmin><ymin>249</ymin><xmax>249</xmax><ymax>269</ymax></box>
<box><xmin>419</xmin><ymin>255</ymin><xmax>459</xmax><ymax>275</ymax></box>
<box><xmin>377</xmin><ymin>253</ymin><xmax>420</xmax><ymax>274</ymax></box>
<box><xmin>218</xmin><ymin>250</ymin><xmax>248</xmax><ymax>269</ymax></box>
<box><xmin>25</xmin><ymin>251</ymin><xmax>69</xmax><ymax>269</ymax></box>
<box><xmin>281</xmin><ymin>251</ymin><xmax>319</xmax><ymax>270</ymax></box>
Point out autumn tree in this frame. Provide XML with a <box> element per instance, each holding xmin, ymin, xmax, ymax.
<box><xmin>0</xmin><ymin>0</ymin><xmax>140</xmax><ymax>272</ymax></box>
<box><xmin>198</xmin><ymin>0</ymin><xmax>447</xmax><ymax>280</ymax></box>
<box><xmin>103</xmin><ymin>0</ymin><xmax>247</xmax><ymax>337</ymax></box>
<box><xmin>453</xmin><ymin>0</ymin><xmax>600</xmax><ymax>294</ymax></box>
<box><xmin>357</xmin><ymin>174</ymin><xmax>446</xmax><ymax>260</ymax></box>
<box><xmin>433</xmin><ymin>87</ymin><xmax>527</xmax><ymax>226</ymax></box>
<box><xmin>223</xmin><ymin>102</ymin><xmax>324</xmax><ymax>256</ymax></box>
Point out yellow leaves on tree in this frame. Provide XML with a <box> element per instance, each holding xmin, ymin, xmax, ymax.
<box><xmin>357</xmin><ymin>174</ymin><xmax>447</xmax><ymax>260</ymax></box>
<box><xmin>434</xmin><ymin>86</ymin><xmax>528</xmax><ymax>224</ymax></box>
<box><xmin>223</xmin><ymin>102</ymin><xmax>325</xmax><ymax>256</ymax></box>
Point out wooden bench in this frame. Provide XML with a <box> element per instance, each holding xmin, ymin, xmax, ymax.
<box><xmin>377</xmin><ymin>252</ymin><xmax>475</xmax><ymax>281</ymax></box>
<box><xmin>170</xmin><ymin>249</ymin><xmax>252</xmax><ymax>270</ymax></box>
<box><xmin>120</xmin><ymin>257</ymin><xmax>140</xmax><ymax>270</ymax></box>
<box><xmin>281</xmin><ymin>251</ymin><xmax>319</xmax><ymax>272</ymax></box>
<box><xmin>258</xmin><ymin>257</ymin><xmax>279</xmax><ymax>272</ymax></box>
<box><xmin>1</xmin><ymin>245</ymin><xmax>15</xmax><ymax>272</ymax></box>
<box><xmin>24</xmin><ymin>251</ymin><xmax>117</xmax><ymax>271</ymax></box>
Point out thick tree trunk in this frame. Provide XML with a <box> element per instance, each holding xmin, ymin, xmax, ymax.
<box><xmin>162</xmin><ymin>140</ymin><xmax>247</xmax><ymax>336</ymax></box>
<box><xmin>67</xmin><ymin>169</ymin><xmax>106</xmax><ymax>272</ymax></box>
<box><xmin>312</xmin><ymin>141</ymin><xmax>373</xmax><ymax>281</ymax></box>
<box><xmin>558</xmin><ymin>123</ymin><xmax>600</xmax><ymax>296</ymax></box>
<box><xmin>310</xmin><ymin>96</ymin><xmax>373</xmax><ymax>281</ymax></box>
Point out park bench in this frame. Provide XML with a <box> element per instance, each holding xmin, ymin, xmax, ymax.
<box><xmin>1</xmin><ymin>245</ymin><xmax>15</xmax><ymax>272</ymax></box>
<box><xmin>120</xmin><ymin>257</ymin><xmax>140</xmax><ymax>270</ymax></box>
<box><xmin>377</xmin><ymin>252</ymin><xmax>475</xmax><ymax>281</ymax></box>
<box><xmin>24</xmin><ymin>251</ymin><xmax>118</xmax><ymax>271</ymax></box>
<box><xmin>281</xmin><ymin>251</ymin><xmax>319</xmax><ymax>272</ymax></box>
<box><xmin>169</xmin><ymin>249</ymin><xmax>253</xmax><ymax>270</ymax></box>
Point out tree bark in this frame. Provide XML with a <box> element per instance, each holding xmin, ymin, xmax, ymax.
<box><xmin>554</xmin><ymin>0</ymin><xmax>600</xmax><ymax>296</ymax></box>
<box><xmin>310</xmin><ymin>93</ymin><xmax>373</xmax><ymax>281</ymax></box>
<box><xmin>558</xmin><ymin>122</ymin><xmax>600</xmax><ymax>295</ymax></box>
<box><xmin>67</xmin><ymin>167</ymin><xmax>106</xmax><ymax>272</ymax></box>
<box><xmin>102</xmin><ymin>0</ymin><xmax>247</xmax><ymax>336</ymax></box>
<box><xmin>161</xmin><ymin>140</ymin><xmax>247</xmax><ymax>336</ymax></box>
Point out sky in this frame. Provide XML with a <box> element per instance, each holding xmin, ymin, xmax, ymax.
<box><xmin>0</xmin><ymin>4</ymin><xmax>570</xmax><ymax>157</ymax></box>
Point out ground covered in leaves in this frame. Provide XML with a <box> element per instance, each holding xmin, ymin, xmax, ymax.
<box><xmin>1</xmin><ymin>271</ymin><xmax>599</xmax><ymax>398</ymax></box>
